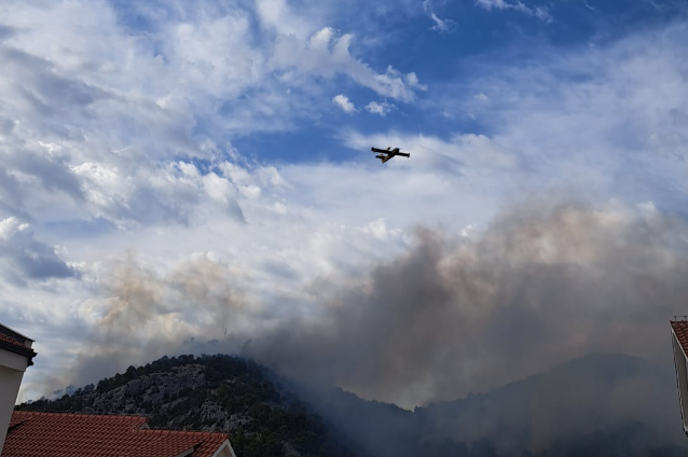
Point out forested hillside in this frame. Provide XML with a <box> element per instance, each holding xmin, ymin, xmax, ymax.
<box><xmin>17</xmin><ymin>354</ymin><xmax>364</xmax><ymax>457</ymax></box>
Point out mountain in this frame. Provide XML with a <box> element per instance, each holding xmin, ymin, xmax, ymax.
<box><xmin>417</xmin><ymin>353</ymin><xmax>684</xmax><ymax>451</ymax></box>
<box><xmin>16</xmin><ymin>352</ymin><xmax>688</xmax><ymax>457</ymax></box>
<box><xmin>16</xmin><ymin>354</ymin><xmax>366</xmax><ymax>457</ymax></box>
<box><xmin>291</xmin><ymin>353</ymin><xmax>688</xmax><ymax>457</ymax></box>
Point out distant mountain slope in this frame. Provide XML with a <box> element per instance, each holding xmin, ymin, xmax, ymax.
<box><xmin>295</xmin><ymin>353</ymin><xmax>688</xmax><ymax>457</ymax></box>
<box><xmin>416</xmin><ymin>353</ymin><xmax>683</xmax><ymax>451</ymax></box>
<box><xmin>16</xmin><ymin>354</ymin><xmax>365</xmax><ymax>457</ymax></box>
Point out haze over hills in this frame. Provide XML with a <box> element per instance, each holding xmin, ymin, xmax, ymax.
<box><xmin>295</xmin><ymin>353</ymin><xmax>688</xmax><ymax>457</ymax></box>
<box><xmin>417</xmin><ymin>353</ymin><xmax>683</xmax><ymax>451</ymax></box>
<box><xmin>18</xmin><ymin>352</ymin><xmax>688</xmax><ymax>457</ymax></box>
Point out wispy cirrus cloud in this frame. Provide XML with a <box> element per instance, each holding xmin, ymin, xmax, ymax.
<box><xmin>365</xmin><ymin>101</ymin><xmax>395</xmax><ymax>116</ymax></box>
<box><xmin>475</xmin><ymin>0</ymin><xmax>552</xmax><ymax>22</ymax></box>
<box><xmin>423</xmin><ymin>0</ymin><xmax>457</xmax><ymax>32</ymax></box>
<box><xmin>272</xmin><ymin>27</ymin><xmax>425</xmax><ymax>102</ymax></box>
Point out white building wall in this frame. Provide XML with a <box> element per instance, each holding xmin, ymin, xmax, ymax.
<box><xmin>0</xmin><ymin>354</ymin><xmax>28</xmax><ymax>455</ymax></box>
<box><xmin>210</xmin><ymin>440</ymin><xmax>238</xmax><ymax>457</ymax></box>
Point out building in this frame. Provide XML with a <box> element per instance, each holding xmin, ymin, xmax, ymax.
<box><xmin>3</xmin><ymin>412</ymin><xmax>236</xmax><ymax>457</ymax></box>
<box><xmin>0</xmin><ymin>323</ymin><xmax>37</xmax><ymax>455</ymax></box>
<box><xmin>671</xmin><ymin>319</ymin><xmax>688</xmax><ymax>437</ymax></box>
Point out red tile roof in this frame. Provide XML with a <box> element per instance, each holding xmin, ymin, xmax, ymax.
<box><xmin>672</xmin><ymin>320</ymin><xmax>688</xmax><ymax>357</ymax></box>
<box><xmin>3</xmin><ymin>412</ymin><xmax>230</xmax><ymax>457</ymax></box>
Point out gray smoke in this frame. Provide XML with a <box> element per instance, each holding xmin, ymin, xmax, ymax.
<box><xmin>247</xmin><ymin>197</ymin><xmax>688</xmax><ymax>407</ymax></box>
<box><xmin>56</xmin><ymin>197</ymin><xmax>688</xmax><ymax>411</ymax></box>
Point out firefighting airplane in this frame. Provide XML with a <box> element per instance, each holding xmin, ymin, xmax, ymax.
<box><xmin>371</xmin><ymin>147</ymin><xmax>411</xmax><ymax>164</ymax></box>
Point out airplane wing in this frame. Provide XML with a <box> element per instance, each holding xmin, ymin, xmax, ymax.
<box><xmin>371</xmin><ymin>147</ymin><xmax>390</xmax><ymax>153</ymax></box>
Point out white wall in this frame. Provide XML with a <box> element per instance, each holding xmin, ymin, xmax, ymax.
<box><xmin>0</xmin><ymin>352</ymin><xmax>28</xmax><ymax>456</ymax></box>
<box><xmin>211</xmin><ymin>440</ymin><xmax>238</xmax><ymax>457</ymax></box>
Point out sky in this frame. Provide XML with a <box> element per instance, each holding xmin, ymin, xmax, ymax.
<box><xmin>3</xmin><ymin>0</ymin><xmax>688</xmax><ymax>408</ymax></box>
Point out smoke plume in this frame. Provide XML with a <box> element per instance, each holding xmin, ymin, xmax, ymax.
<box><xmin>55</xmin><ymin>197</ymin><xmax>688</xmax><ymax>410</ymax></box>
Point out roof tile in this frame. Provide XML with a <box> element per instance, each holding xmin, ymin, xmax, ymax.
<box><xmin>671</xmin><ymin>321</ymin><xmax>688</xmax><ymax>357</ymax></box>
<box><xmin>3</xmin><ymin>412</ymin><xmax>228</xmax><ymax>457</ymax></box>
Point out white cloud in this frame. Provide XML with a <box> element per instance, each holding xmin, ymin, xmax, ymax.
<box><xmin>333</xmin><ymin>94</ymin><xmax>357</xmax><ymax>113</ymax></box>
<box><xmin>68</xmin><ymin>155</ymin><xmax>248</xmax><ymax>228</ymax></box>
<box><xmin>474</xmin><ymin>93</ymin><xmax>489</xmax><ymax>101</ymax></box>
<box><xmin>0</xmin><ymin>0</ymin><xmax>428</xmax><ymax>230</ymax></box>
<box><xmin>0</xmin><ymin>217</ymin><xmax>78</xmax><ymax>285</ymax></box>
<box><xmin>423</xmin><ymin>0</ymin><xmax>457</xmax><ymax>32</ymax></box>
<box><xmin>272</xmin><ymin>28</ymin><xmax>425</xmax><ymax>102</ymax></box>
<box><xmin>430</xmin><ymin>13</ymin><xmax>456</xmax><ymax>32</ymax></box>
<box><xmin>434</xmin><ymin>22</ymin><xmax>688</xmax><ymax>212</ymax></box>
<box><xmin>534</xmin><ymin>6</ymin><xmax>552</xmax><ymax>22</ymax></box>
<box><xmin>365</xmin><ymin>101</ymin><xmax>395</xmax><ymax>116</ymax></box>
<box><xmin>475</xmin><ymin>0</ymin><xmax>552</xmax><ymax>22</ymax></box>
<box><xmin>255</xmin><ymin>0</ymin><xmax>315</xmax><ymax>38</ymax></box>
<box><xmin>404</xmin><ymin>71</ymin><xmax>428</xmax><ymax>91</ymax></box>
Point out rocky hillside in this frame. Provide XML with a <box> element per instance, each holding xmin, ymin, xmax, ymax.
<box><xmin>16</xmin><ymin>354</ymin><xmax>365</xmax><ymax>457</ymax></box>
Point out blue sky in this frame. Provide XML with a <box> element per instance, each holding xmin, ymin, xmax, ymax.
<box><xmin>3</xmin><ymin>0</ymin><xmax>688</xmax><ymax>406</ymax></box>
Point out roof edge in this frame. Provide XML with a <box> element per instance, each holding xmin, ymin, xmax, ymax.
<box><xmin>671</xmin><ymin>326</ymin><xmax>685</xmax><ymax>356</ymax></box>
<box><xmin>0</xmin><ymin>323</ymin><xmax>34</xmax><ymax>342</ymax></box>
<box><xmin>0</xmin><ymin>338</ymin><xmax>37</xmax><ymax>366</ymax></box>
<box><xmin>12</xmin><ymin>411</ymin><xmax>149</xmax><ymax>422</ymax></box>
